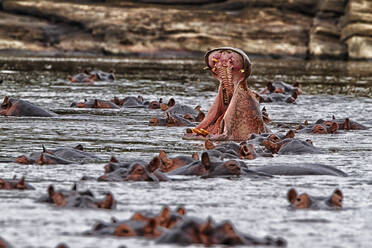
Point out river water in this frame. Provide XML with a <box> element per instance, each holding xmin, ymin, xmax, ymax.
<box><xmin>0</xmin><ymin>55</ymin><xmax>371</xmax><ymax>248</ymax></box>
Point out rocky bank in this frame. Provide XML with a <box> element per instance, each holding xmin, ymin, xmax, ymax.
<box><xmin>0</xmin><ymin>0</ymin><xmax>371</xmax><ymax>60</ymax></box>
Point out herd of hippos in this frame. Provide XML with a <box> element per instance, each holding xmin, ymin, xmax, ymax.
<box><xmin>0</xmin><ymin>47</ymin><xmax>369</xmax><ymax>247</ymax></box>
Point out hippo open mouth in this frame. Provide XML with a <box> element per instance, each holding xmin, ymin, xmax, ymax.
<box><xmin>183</xmin><ymin>47</ymin><xmax>268</xmax><ymax>141</ymax></box>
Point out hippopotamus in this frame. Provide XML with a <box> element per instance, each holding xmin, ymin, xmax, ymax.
<box><xmin>287</xmin><ymin>188</ymin><xmax>343</xmax><ymax>209</ymax></box>
<box><xmin>1</xmin><ymin>96</ymin><xmax>57</xmax><ymax>117</ymax></box>
<box><xmin>38</xmin><ymin>184</ymin><xmax>115</xmax><ymax>209</ymax></box>
<box><xmin>260</xmin><ymin>81</ymin><xmax>301</xmax><ymax>95</ymax></box>
<box><xmin>316</xmin><ymin>116</ymin><xmax>368</xmax><ymax>130</ymax></box>
<box><xmin>247</xmin><ymin>130</ymin><xmax>296</xmax><ymax>146</ymax></box>
<box><xmin>183</xmin><ymin>47</ymin><xmax>268</xmax><ymax>141</ymax></box>
<box><xmin>158</xmin><ymin>150</ymin><xmax>199</xmax><ymax>173</ymax></box>
<box><xmin>257</xmin><ymin>92</ymin><xmax>297</xmax><ymax>104</ymax></box>
<box><xmin>157</xmin><ymin>216</ymin><xmax>286</xmax><ymax>246</ymax></box>
<box><xmin>14</xmin><ymin>144</ymin><xmax>98</xmax><ymax>165</ymax></box>
<box><xmin>90</xmin><ymin>69</ymin><xmax>115</xmax><ymax>82</ymax></box>
<box><xmin>68</xmin><ymin>69</ymin><xmax>115</xmax><ymax>83</ymax></box>
<box><xmin>0</xmin><ymin>237</ymin><xmax>13</xmax><ymax>248</ymax></box>
<box><xmin>70</xmin><ymin>99</ymin><xmax>120</xmax><ymax>109</ymax></box>
<box><xmin>255</xmin><ymin>163</ymin><xmax>347</xmax><ymax>177</ymax></box>
<box><xmin>165</xmin><ymin>103</ymin><xmax>205</xmax><ymax>123</ymax></box>
<box><xmin>87</xmin><ymin>218</ymin><xmax>163</xmax><ymax>238</ymax></box>
<box><xmin>0</xmin><ymin>176</ymin><xmax>35</xmax><ymax>190</ymax></box>
<box><xmin>263</xmin><ymin>138</ymin><xmax>323</xmax><ymax>154</ymax></box>
<box><xmin>98</xmin><ymin>156</ymin><xmax>169</xmax><ymax>182</ymax></box>
<box><xmin>205</xmin><ymin>140</ymin><xmax>273</xmax><ymax>160</ymax></box>
<box><xmin>111</xmin><ymin>96</ymin><xmax>161</xmax><ymax>109</ymax></box>
<box><xmin>166</xmin><ymin>152</ymin><xmax>267</xmax><ymax>178</ymax></box>
<box><xmin>149</xmin><ymin>112</ymin><xmax>195</xmax><ymax>127</ymax></box>
<box><xmin>297</xmin><ymin>120</ymin><xmax>339</xmax><ymax>134</ymax></box>
<box><xmin>130</xmin><ymin>206</ymin><xmax>186</xmax><ymax>229</ymax></box>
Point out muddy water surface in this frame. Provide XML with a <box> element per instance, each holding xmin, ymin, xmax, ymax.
<box><xmin>0</xmin><ymin>56</ymin><xmax>372</xmax><ymax>248</ymax></box>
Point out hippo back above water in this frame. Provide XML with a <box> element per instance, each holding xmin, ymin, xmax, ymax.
<box><xmin>1</xmin><ymin>96</ymin><xmax>57</xmax><ymax>117</ymax></box>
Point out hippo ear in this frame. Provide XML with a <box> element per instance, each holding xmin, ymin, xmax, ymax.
<box><xmin>343</xmin><ymin>118</ymin><xmax>351</xmax><ymax>130</ymax></box>
<box><xmin>109</xmin><ymin>69</ymin><xmax>115</xmax><ymax>74</ymax></box>
<box><xmin>329</xmin><ymin>122</ymin><xmax>339</xmax><ymax>133</ymax></box>
<box><xmin>194</xmin><ymin>105</ymin><xmax>201</xmax><ymax>111</ymax></box>
<box><xmin>42</xmin><ymin>145</ymin><xmax>47</xmax><ymax>153</ymax></box>
<box><xmin>253</xmin><ymin>92</ymin><xmax>263</xmax><ymax>102</ymax></box>
<box><xmin>196</xmin><ymin>111</ymin><xmax>205</xmax><ymax>122</ymax></box>
<box><xmin>98</xmin><ymin>193</ymin><xmax>115</xmax><ymax>209</ymax></box>
<box><xmin>83</xmin><ymin>69</ymin><xmax>90</xmax><ymax>75</ymax></box>
<box><xmin>148</xmin><ymin>156</ymin><xmax>161</xmax><ymax>173</ymax></box>
<box><xmin>199</xmin><ymin>216</ymin><xmax>214</xmax><ymax>235</ymax></box>
<box><xmin>201</xmin><ymin>152</ymin><xmax>211</xmax><ymax>170</ymax></box>
<box><xmin>191</xmin><ymin>153</ymin><xmax>199</xmax><ymax>160</ymax></box>
<box><xmin>74</xmin><ymin>144</ymin><xmax>84</xmax><ymax>151</ymax></box>
<box><xmin>176</xmin><ymin>206</ymin><xmax>186</xmax><ymax>216</ymax></box>
<box><xmin>160</xmin><ymin>206</ymin><xmax>170</xmax><ymax>220</ymax></box>
<box><xmin>48</xmin><ymin>185</ymin><xmax>55</xmax><ymax>197</ymax></box>
<box><xmin>93</xmin><ymin>99</ymin><xmax>99</xmax><ymax>108</ymax></box>
<box><xmin>67</xmin><ymin>76</ymin><xmax>73</xmax><ymax>82</ymax></box>
<box><xmin>2</xmin><ymin>96</ymin><xmax>11</xmax><ymax>107</ymax></box>
<box><xmin>330</xmin><ymin>189</ymin><xmax>343</xmax><ymax>208</ymax></box>
<box><xmin>71</xmin><ymin>184</ymin><xmax>77</xmax><ymax>191</ymax></box>
<box><xmin>17</xmin><ymin>177</ymin><xmax>26</xmax><ymax>189</ymax></box>
<box><xmin>284</xmin><ymin>130</ymin><xmax>295</xmax><ymax>139</ymax></box>
<box><xmin>167</xmin><ymin>98</ymin><xmax>175</xmax><ymax>107</ymax></box>
<box><xmin>110</xmin><ymin>156</ymin><xmax>119</xmax><ymax>163</ymax></box>
<box><xmin>287</xmin><ymin>188</ymin><xmax>298</xmax><ymax>204</ymax></box>
<box><xmin>137</xmin><ymin>95</ymin><xmax>144</xmax><ymax>102</ymax></box>
<box><xmin>158</xmin><ymin>150</ymin><xmax>170</xmax><ymax>165</ymax></box>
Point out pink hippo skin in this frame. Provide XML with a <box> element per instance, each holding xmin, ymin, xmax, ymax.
<box><xmin>183</xmin><ymin>47</ymin><xmax>268</xmax><ymax>141</ymax></box>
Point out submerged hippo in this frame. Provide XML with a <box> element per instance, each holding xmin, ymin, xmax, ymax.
<box><xmin>98</xmin><ymin>156</ymin><xmax>169</xmax><ymax>182</ymax></box>
<box><xmin>255</xmin><ymin>163</ymin><xmax>347</xmax><ymax>177</ymax></box>
<box><xmin>1</xmin><ymin>96</ymin><xmax>57</xmax><ymax>117</ymax></box>
<box><xmin>316</xmin><ymin>116</ymin><xmax>368</xmax><ymax>130</ymax></box>
<box><xmin>68</xmin><ymin>69</ymin><xmax>115</xmax><ymax>83</ymax></box>
<box><xmin>287</xmin><ymin>188</ymin><xmax>343</xmax><ymax>209</ymax></box>
<box><xmin>38</xmin><ymin>184</ymin><xmax>115</xmax><ymax>209</ymax></box>
<box><xmin>149</xmin><ymin>112</ymin><xmax>195</xmax><ymax>127</ymax></box>
<box><xmin>260</xmin><ymin>81</ymin><xmax>301</xmax><ymax>96</ymax></box>
<box><xmin>70</xmin><ymin>99</ymin><xmax>120</xmax><ymax>109</ymax></box>
<box><xmin>0</xmin><ymin>176</ymin><xmax>35</xmax><ymax>190</ymax></box>
<box><xmin>157</xmin><ymin>216</ymin><xmax>286</xmax><ymax>246</ymax></box>
<box><xmin>183</xmin><ymin>47</ymin><xmax>268</xmax><ymax>141</ymax></box>
<box><xmin>14</xmin><ymin>144</ymin><xmax>98</xmax><ymax>165</ymax></box>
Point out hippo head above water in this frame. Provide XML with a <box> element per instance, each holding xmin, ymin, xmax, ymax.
<box><xmin>183</xmin><ymin>47</ymin><xmax>267</xmax><ymax>141</ymax></box>
<box><xmin>287</xmin><ymin>188</ymin><xmax>343</xmax><ymax>209</ymax></box>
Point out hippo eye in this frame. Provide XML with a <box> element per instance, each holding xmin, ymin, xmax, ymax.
<box><xmin>120</xmin><ymin>228</ymin><xmax>129</xmax><ymax>234</ymax></box>
<box><xmin>296</xmin><ymin>198</ymin><xmax>301</xmax><ymax>202</ymax></box>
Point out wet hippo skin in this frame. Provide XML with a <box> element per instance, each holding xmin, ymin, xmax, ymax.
<box><xmin>183</xmin><ymin>47</ymin><xmax>267</xmax><ymax>141</ymax></box>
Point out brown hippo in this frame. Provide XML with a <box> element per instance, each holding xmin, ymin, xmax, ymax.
<box><xmin>68</xmin><ymin>69</ymin><xmax>115</xmax><ymax>83</ymax></box>
<box><xmin>70</xmin><ymin>99</ymin><xmax>120</xmax><ymax>109</ymax></box>
<box><xmin>157</xmin><ymin>216</ymin><xmax>286</xmax><ymax>246</ymax></box>
<box><xmin>98</xmin><ymin>156</ymin><xmax>169</xmax><ymax>182</ymax></box>
<box><xmin>183</xmin><ymin>47</ymin><xmax>268</xmax><ymax>141</ymax></box>
<box><xmin>149</xmin><ymin>112</ymin><xmax>195</xmax><ymax>127</ymax></box>
<box><xmin>1</xmin><ymin>96</ymin><xmax>57</xmax><ymax>117</ymax></box>
<box><xmin>38</xmin><ymin>184</ymin><xmax>115</xmax><ymax>209</ymax></box>
<box><xmin>260</xmin><ymin>81</ymin><xmax>301</xmax><ymax>95</ymax></box>
<box><xmin>0</xmin><ymin>176</ymin><xmax>35</xmax><ymax>190</ymax></box>
<box><xmin>287</xmin><ymin>188</ymin><xmax>343</xmax><ymax>209</ymax></box>
<box><xmin>317</xmin><ymin>116</ymin><xmax>368</xmax><ymax>130</ymax></box>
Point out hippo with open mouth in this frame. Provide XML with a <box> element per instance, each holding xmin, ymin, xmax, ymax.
<box><xmin>183</xmin><ymin>47</ymin><xmax>268</xmax><ymax>141</ymax></box>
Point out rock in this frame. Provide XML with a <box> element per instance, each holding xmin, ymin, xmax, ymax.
<box><xmin>346</xmin><ymin>36</ymin><xmax>372</xmax><ymax>59</ymax></box>
<box><xmin>3</xmin><ymin>0</ymin><xmax>312</xmax><ymax>58</ymax></box>
<box><xmin>341</xmin><ymin>23</ymin><xmax>372</xmax><ymax>40</ymax></box>
<box><xmin>344</xmin><ymin>0</ymin><xmax>372</xmax><ymax>23</ymax></box>
<box><xmin>317</xmin><ymin>0</ymin><xmax>347</xmax><ymax>13</ymax></box>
